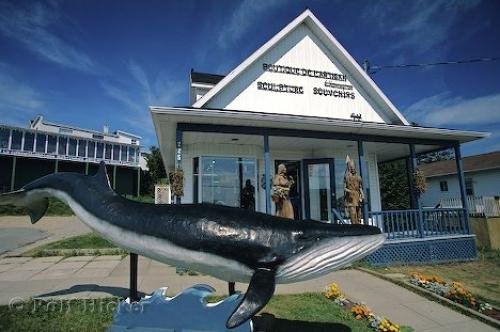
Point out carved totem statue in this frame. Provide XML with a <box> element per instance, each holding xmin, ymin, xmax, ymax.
<box><xmin>272</xmin><ymin>163</ymin><xmax>295</xmax><ymax>219</ymax></box>
<box><xmin>343</xmin><ymin>155</ymin><xmax>364</xmax><ymax>224</ymax></box>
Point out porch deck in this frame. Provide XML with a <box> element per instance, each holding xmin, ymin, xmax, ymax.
<box><xmin>359</xmin><ymin>207</ymin><xmax>475</xmax><ymax>266</ymax></box>
<box><xmin>367</xmin><ymin>207</ymin><xmax>468</xmax><ymax>240</ymax></box>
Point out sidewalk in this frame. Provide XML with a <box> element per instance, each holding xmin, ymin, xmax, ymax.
<box><xmin>0</xmin><ymin>255</ymin><xmax>495</xmax><ymax>331</ymax></box>
<box><xmin>0</xmin><ymin>216</ymin><xmax>91</xmax><ymax>257</ymax></box>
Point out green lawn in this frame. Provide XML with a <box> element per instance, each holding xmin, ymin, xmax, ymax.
<box><xmin>24</xmin><ymin>233</ymin><xmax>123</xmax><ymax>257</ymax></box>
<box><xmin>366</xmin><ymin>248</ymin><xmax>500</xmax><ymax>307</ymax></box>
<box><xmin>0</xmin><ymin>294</ymin><xmax>410</xmax><ymax>332</ymax></box>
<box><xmin>259</xmin><ymin>293</ymin><xmax>375</xmax><ymax>331</ymax></box>
<box><xmin>39</xmin><ymin>233</ymin><xmax>117</xmax><ymax>250</ymax></box>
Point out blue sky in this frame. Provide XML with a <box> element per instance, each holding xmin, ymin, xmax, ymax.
<box><xmin>0</xmin><ymin>0</ymin><xmax>499</xmax><ymax>155</ymax></box>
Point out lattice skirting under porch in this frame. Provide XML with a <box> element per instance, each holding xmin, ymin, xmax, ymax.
<box><xmin>365</xmin><ymin>235</ymin><xmax>477</xmax><ymax>266</ymax></box>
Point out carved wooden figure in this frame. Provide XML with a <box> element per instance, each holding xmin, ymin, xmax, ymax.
<box><xmin>344</xmin><ymin>155</ymin><xmax>364</xmax><ymax>224</ymax></box>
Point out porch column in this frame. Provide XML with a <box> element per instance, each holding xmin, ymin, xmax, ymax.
<box><xmin>264</xmin><ymin>134</ymin><xmax>272</xmax><ymax>214</ymax></box>
<box><xmin>175</xmin><ymin>127</ymin><xmax>183</xmax><ymax>204</ymax></box>
<box><xmin>454</xmin><ymin>143</ymin><xmax>470</xmax><ymax>233</ymax></box>
<box><xmin>406</xmin><ymin>158</ymin><xmax>417</xmax><ymax>209</ymax></box>
<box><xmin>410</xmin><ymin>144</ymin><xmax>424</xmax><ymax>237</ymax></box>
<box><xmin>357</xmin><ymin>141</ymin><xmax>369</xmax><ymax>224</ymax></box>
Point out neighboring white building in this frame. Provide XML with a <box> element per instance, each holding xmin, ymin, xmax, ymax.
<box><xmin>420</xmin><ymin>151</ymin><xmax>500</xmax><ymax>207</ymax></box>
<box><xmin>149</xmin><ymin>10</ymin><xmax>489</xmax><ymax>264</ymax></box>
<box><xmin>0</xmin><ymin>115</ymin><xmax>142</xmax><ymax>195</ymax></box>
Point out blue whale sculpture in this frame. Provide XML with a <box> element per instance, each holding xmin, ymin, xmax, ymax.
<box><xmin>0</xmin><ymin>162</ymin><xmax>385</xmax><ymax>328</ymax></box>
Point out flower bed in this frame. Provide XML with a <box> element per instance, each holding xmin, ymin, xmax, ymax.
<box><xmin>324</xmin><ymin>283</ymin><xmax>409</xmax><ymax>332</ymax></box>
<box><xmin>409</xmin><ymin>273</ymin><xmax>499</xmax><ymax>321</ymax></box>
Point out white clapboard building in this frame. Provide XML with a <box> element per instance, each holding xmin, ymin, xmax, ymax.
<box><xmin>150</xmin><ymin>10</ymin><xmax>489</xmax><ymax>265</ymax></box>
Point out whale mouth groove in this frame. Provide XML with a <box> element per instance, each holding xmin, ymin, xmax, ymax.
<box><xmin>276</xmin><ymin>234</ymin><xmax>385</xmax><ymax>283</ymax></box>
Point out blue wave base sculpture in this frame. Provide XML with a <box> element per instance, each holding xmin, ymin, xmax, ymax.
<box><xmin>108</xmin><ymin>284</ymin><xmax>252</xmax><ymax>332</ymax></box>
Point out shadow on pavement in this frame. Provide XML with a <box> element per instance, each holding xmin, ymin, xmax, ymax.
<box><xmin>253</xmin><ymin>313</ymin><xmax>352</xmax><ymax>332</ymax></box>
<box><xmin>35</xmin><ymin>284</ymin><xmax>146</xmax><ymax>299</ymax></box>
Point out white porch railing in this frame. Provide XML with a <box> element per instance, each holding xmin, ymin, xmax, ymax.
<box><xmin>441</xmin><ymin>196</ymin><xmax>500</xmax><ymax>217</ymax></box>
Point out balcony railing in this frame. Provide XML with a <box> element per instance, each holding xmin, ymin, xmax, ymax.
<box><xmin>0</xmin><ymin>125</ymin><xmax>140</xmax><ymax>167</ymax></box>
<box><xmin>369</xmin><ymin>208</ymin><xmax>468</xmax><ymax>240</ymax></box>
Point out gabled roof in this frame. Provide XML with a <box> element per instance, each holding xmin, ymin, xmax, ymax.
<box><xmin>419</xmin><ymin>151</ymin><xmax>500</xmax><ymax>177</ymax></box>
<box><xmin>190</xmin><ymin>70</ymin><xmax>225</xmax><ymax>85</ymax></box>
<box><xmin>193</xmin><ymin>9</ymin><xmax>410</xmax><ymax>125</ymax></box>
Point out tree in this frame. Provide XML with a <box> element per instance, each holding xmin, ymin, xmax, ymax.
<box><xmin>146</xmin><ymin>146</ymin><xmax>167</xmax><ymax>182</ymax></box>
<box><xmin>378</xmin><ymin>159</ymin><xmax>410</xmax><ymax>210</ymax></box>
<box><xmin>141</xmin><ymin>146</ymin><xmax>166</xmax><ymax>195</ymax></box>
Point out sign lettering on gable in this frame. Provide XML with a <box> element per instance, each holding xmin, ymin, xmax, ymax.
<box><xmin>257</xmin><ymin>63</ymin><xmax>355</xmax><ymax>99</ymax></box>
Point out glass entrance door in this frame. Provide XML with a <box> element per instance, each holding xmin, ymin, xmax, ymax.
<box><xmin>303</xmin><ymin>159</ymin><xmax>336</xmax><ymax>222</ymax></box>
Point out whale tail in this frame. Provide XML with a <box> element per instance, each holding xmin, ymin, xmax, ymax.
<box><xmin>0</xmin><ymin>189</ymin><xmax>48</xmax><ymax>224</ymax></box>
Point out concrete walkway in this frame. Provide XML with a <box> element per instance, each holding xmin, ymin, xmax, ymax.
<box><xmin>0</xmin><ymin>255</ymin><xmax>496</xmax><ymax>332</ymax></box>
<box><xmin>0</xmin><ymin>216</ymin><xmax>91</xmax><ymax>257</ymax></box>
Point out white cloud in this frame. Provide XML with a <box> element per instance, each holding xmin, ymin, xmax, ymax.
<box><xmin>100</xmin><ymin>82</ymin><xmax>143</xmax><ymax>112</ymax></box>
<box><xmin>0</xmin><ymin>64</ymin><xmax>44</xmax><ymax>125</ymax></box>
<box><xmin>100</xmin><ymin>60</ymin><xmax>183</xmax><ymax>134</ymax></box>
<box><xmin>404</xmin><ymin>92</ymin><xmax>500</xmax><ymax>127</ymax></box>
<box><xmin>0</xmin><ymin>1</ymin><xmax>97</xmax><ymax>73</ymax></box>
<box><xmin>363</xmin><ymin>0</ymin><xmax>483</xmax><ymax>56</ymax></box>
<box><xmin>217</xmin><ymin>0</ymin><xmax>288</xmax><ymax>49</ymax></box>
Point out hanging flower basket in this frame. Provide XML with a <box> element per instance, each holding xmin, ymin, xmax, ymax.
<box><xmin>169</xmin><ymin>168</ymin><xmax>184</xmax><ymax>197</ymax></box>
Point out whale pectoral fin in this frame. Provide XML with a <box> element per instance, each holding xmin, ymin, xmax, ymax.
<box><xmin>0</xmin><ymin>190</ymin><xmax>49</xmax><ymax>224</ymax></box>
<box><xmin>26</xmin><ymin>197</ymin><xmax>49</xmax><ymax>224</ymax></box>
<box><xmin>226</xmin><ymin>268</ymin><xmax>276</xmax><ymax>329</ymax></box>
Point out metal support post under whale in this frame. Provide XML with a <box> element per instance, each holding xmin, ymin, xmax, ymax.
<box><xmin>0</xmin><ymin>161</ymin><xmax>385</xmax><ymax>328</ymax></box>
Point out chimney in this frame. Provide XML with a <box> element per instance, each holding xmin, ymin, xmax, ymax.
<box><xmin>103</xmin><ymin>125</ymin><xmax>109</xmax><ymax>134</ymax></box>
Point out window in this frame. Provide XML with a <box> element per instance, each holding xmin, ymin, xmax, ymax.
<box><xmin>128</xmin><ymin>147</ymin><xmax>136</xmax><ymax>162</ymax></box>
<box><xmin>465</xmin><ymin>178</ymin><xmax>474</xmax><ymax>196</ymax></box>
<box><xmin>0</xmin><ymin>128</ymin><xmax>9</xmax><ymax>148</ymax></box>
<box><xmin>112</xmin><ymin>145</ymin><xmax>120</xmax><ymax>160</ymax></box>
<box><xmin>78</xmin><ymin>140</ymin><xmax>86</xmax><ymax>157</ymax></box>
<box><xmin>58</xmin><ymin>137</ymin><xmax>67</xmax><ymax>155</ymax></box>
<box><xmin>36</xmin><ymin>133</ymin><xmax>46</xmax><ymax>153</ymax></box>
<box><xmin>47</xmin><ymin>135</ymin><xmax>57</xmax><ymax>154</ymax></box>
<box><xmin>120</xmin><ymin>146</ymin><xmax>127</xmax><ymax>161</ymax></box>
<box><xmin>96</xmin><ymin>142</ymin><xmax>104</xmax><ymax>159</ymax></box>
<box><xmin>105</xmin><ymin>144</ymin><xmax>112</xmax><ymax>160</ymax></box>
<box><xmin>24</xmin><ymin>132</ymin><xmax>34</xmax><ymax>151</ymax></box>
<box><xmin>59</xmin><ymin>128</ymin><xmax>73</xmax><ymax>134</ymax></box>
<box><xmin>88</xmin><ymin>141</ymin><xmax>96</xmax><ymax>158</ymax></box>
<box><xmin>68</xmin><ymin>139</ymin><xmax>77</xmax><ymax>156</ymax></box>
<box><xmin>92</xmin><ymin>134</ymin><xmax>104</xmax><ymax>140</ymax></box>
<box><xmin>11</xmin><ymin>130</ymin><xmax>22</xmax><ymax>150</ymax></box>
<box><xmin>439</xmin><ymin>181</ymin><xmax>448</xmax><ymax>192</ymax></box>
<box><xmin>200</xmin><ymin>156</ymin><xmax>256</xmax><ymax>208</ymax></box>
